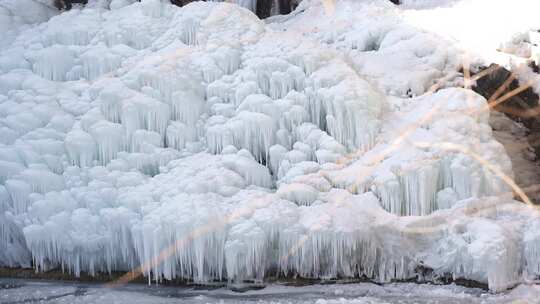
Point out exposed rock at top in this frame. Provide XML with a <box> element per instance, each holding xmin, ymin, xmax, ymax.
<box><xmin>473</xmin><ymin>64</ymin><xmax>540</xmax><ymax>157</ymax></box>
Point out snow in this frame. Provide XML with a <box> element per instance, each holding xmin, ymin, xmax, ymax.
<box><xmin>0</xmin><ymin>0</ymin><xmax>539</xmax><ymax>293</ymax></box>
<box><xmin>401</xmin><ymin>0</ymin><xmax>540</xmax><ymax>72</ymax></box>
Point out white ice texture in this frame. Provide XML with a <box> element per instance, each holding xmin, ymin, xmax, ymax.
<box><xmin>0</xmin><ymin>0</ymin><xmax>539</xmax><ymax>292</ymax></box>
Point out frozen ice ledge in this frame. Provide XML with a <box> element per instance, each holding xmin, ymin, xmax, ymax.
<box><xmin>0</xmin><ymin>0</ymin><xmax>539</xmax><ymax>292</ymax></box>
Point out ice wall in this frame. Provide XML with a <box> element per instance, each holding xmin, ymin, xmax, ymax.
<box><xmin>0</xmin><ymin>0</ymin><xmax>538</xmax><ymax>292</ymax></box>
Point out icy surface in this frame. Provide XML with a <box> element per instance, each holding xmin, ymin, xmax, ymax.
<box><xmin>0</xmin><ymin>0</ymin><xmax>539</xmax><ymax>293</ymax></box>
<box><xmin>1</xmin><ymin>279</ymin><xmax>540</xmax><ymax>304</ymax></box>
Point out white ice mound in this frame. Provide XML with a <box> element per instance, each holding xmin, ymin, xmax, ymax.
<box><xmin>0</xmin><ymin>0</ymin><xmax>58</xmax><ymax>48</ymax></box>
<box><xmin>270</xmin><ymin>0</ymin><xmax>460</xmax><ymax>98</ymax></box>
<box><xmin>0</xmin><ymin>0</ymin><xmax>539</xmax><ymax>292</ymax></box>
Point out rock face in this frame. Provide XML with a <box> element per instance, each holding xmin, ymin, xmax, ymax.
<box><xmin>54</xmin><ymin>0</ymin><xmax>89</xmax><ymax>10</ymax></box>
<box><xmin>472</xmin><ymin>64</ymin><xmax>540</xmax><ymax>203</ymax></box>
<box><xmin>473</xmin><ymin>64</ymin><xmax>540</xmax><ymax>158</ymax></box>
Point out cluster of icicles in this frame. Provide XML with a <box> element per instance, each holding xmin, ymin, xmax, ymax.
<box><xmin>0</xmin><ymin>0</ymin><xmax>539</xmax><ymax>292</ymax></box>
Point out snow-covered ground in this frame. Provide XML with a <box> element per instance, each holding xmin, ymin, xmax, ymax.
<box><xmin>0</xmin><ymin>0</ymin><xmax>540</xmax><ymax>294</ymax></box>
<box><xmin>1</xmin><ymin>279</ymin><xmax>540</xmax><ymax>304</ymax></box>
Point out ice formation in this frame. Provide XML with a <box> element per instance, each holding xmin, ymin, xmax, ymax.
<box><xmin>0</xmin><ymin>0</ymin><xmax>539</xmax><ymax>293</ymax></box>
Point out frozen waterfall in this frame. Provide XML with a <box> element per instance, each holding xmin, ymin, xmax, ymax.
<box><xmin>0</xmin><ymin>0</ymin><xmax>538</xmax><ymax>293</ymax></box>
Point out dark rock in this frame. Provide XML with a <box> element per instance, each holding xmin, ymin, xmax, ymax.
<box><xmin>54</xmin><ymin>0</ymin><xmax>88</xmax><ymax>10</ymax></box>
<box><xmin>54</xmin><ymin>0</ymin><xmax>302</xmax><ymax>19</ymax></box>
<box><xmin>472</xmin><ymin>64</ymin><xmax>540</xmax><ymax>157</ymax></box>
<box><xmin>170</xmin><ymin>0</ymin><xmax>197</xmax><ymax>6</ymax></box>
<box><xmin>229</xmin><ymin>284</ymin><xmax>267</xmax><ymax>293</ymax></box>
<box><xmin>255</xmin><ymin>0</ymin><xmax>273</xmax><ymax>19</ymax></box>
<box><xmin>438</xmin><ymin>274</ymin><xmax>490</xmax><ymax>290</ymax></box>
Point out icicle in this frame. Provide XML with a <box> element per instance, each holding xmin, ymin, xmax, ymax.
<box><xmin>32</xmin><ymin>46</ymin><xmax>75</xmax><ymax>82</ymax></box>
<box><xmin>0</xmin><ymin>160</ymin><xmax>24</xmax><ymax>184</ymax></box>
<box><xmin>211</xmin><ymin>46</ymin><xmax>241</xmax><ymax>75</ymax></box>
<box><xmin>268</xmin><ymin>144</ymin><xmax>287</xmax><ymax>176</ymax></box>
<box><xmin>229</xmin><ymin>111</ymin><xmax>276</xmax><ymax>163</ymax></box>
<box><xmin>181</xmin><ymin>17</ymin><xmax>200</xmax><ymax>46</ymax></box>
<box><xmin>166</xmin><ymin>121</ymin><xmax>188</xmax><ymax>150</ymax></box>
<box><xmin>234</xmin><ymin>81</ymin><xmax>259</xmax><ymax>106</ymax></box>
<box><xmin>206</xmin><ymin>111</ymin><xmax>276</xmax><ymax>163</ymax></box>
<box><xmin>373</xmin><ymin>177</ymin><xmax>402</xmax><ymax>215</ymax></box>
<box><xmin>170</xmin><ymin>90</ymin><xmax>204</xmax><ymax>125</ymax></box>
<box><xmin>269</xmin><ymin>71</ymin><xmax>294</xmax><ymax>99</ymax></box>
<box><xmin>18</xmin><ymin>167</ymin><xmax>65</xmax><ymax>194</ymax></box>
<box><xmin>65</xmin><ymin>129</ymin><xmax>97</xmax><ymax>167</ymax></box>
<box><xmin>206</xmin><ymin>117</ymin><xmax>233</xmax><ymax>154</ymax></box>
<box><xmin>398</xmin><ymin>162</ymin><xmax>440</xmax><ymax>216</ymax></box>
<box><xmin>80</xmin><ymin>45</ymin><xmax>121</xmax><ymax>81</ymax></box>
<box><xmin>223</xmin><ymin>150</ymin><xmax>273</xmax><ymax>188</ymax></box>
<box><xmin>120</xmin><ymin>96</ymin><xmax>170</xmax><ymax>150</ymax></box>
<box><xmin>89</xmin><ymin>120</ymin><xmax>125</xmax><ymax>165</ymax></box>
<box><xmin>4</xmin><ymin>179</ymin><xmax>31</xmax><ymax>214</ymax></box>
<box><xmin>279</xmin><ymin>104</ymin><xmax>309</xmax><ymax>133</ymax></box>
<box><xmin>207</xmin><ymin>78</ymin><xmax>234</xmax><ymax>104</ymax></box>
<box><xmin>0</xmin><ymin>210</ymin><xmax>31</xmax><ymax>267</ymax></box>
<box><xmin>524</xmin><ymin>221</ymin><xmax>540</xmax><ymax>279</ymax></box>
<box><xmin>277</xmin><ymin>183</ymin><xmax>319</xmax><ymax>206</ymax></box>
<box><xmin>130</xmin><ymin>130</ymin><xmax>162</xmax><ymax>153</ymax></box>
<box><xmin>436</xmin><ymin>187</ymin><xmax>458</xmax><ymax>210</ymax></box>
